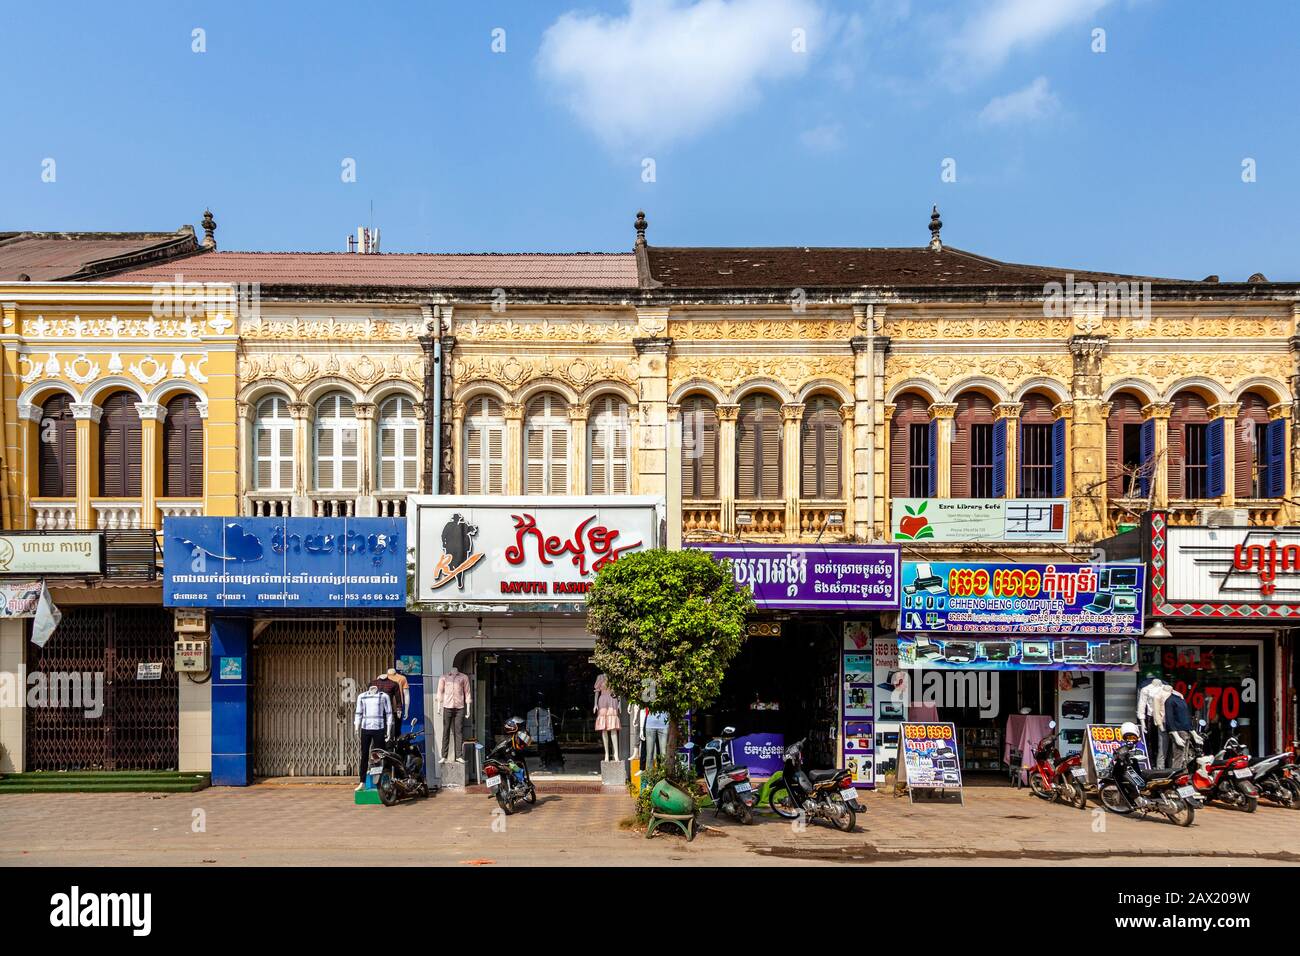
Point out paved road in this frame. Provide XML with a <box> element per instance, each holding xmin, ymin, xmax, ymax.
<box><xmin>2</xmin><ymin>784</ymin><xmax>1296</xmax><ymax>866</ymax></box>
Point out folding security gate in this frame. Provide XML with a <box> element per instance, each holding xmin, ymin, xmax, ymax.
<box><xmin>252</xmin><ymin>619</ymin><xmax>394</xmax><ymax>777</ymax></box>
<box><xmin>26</xmin><ymin>607</ymin><xmax>179</xmax><ymax>771</ymax></box>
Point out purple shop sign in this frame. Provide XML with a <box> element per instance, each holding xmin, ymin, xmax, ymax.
<box><xmin>688</xmin><ymin>544</ymin><xmax>899</xmax><ymax>610</ymax></box>
<box><xmin>732</xmin><ymin>733</ymin><xmax>785</xmax><ymax>777</ymax></box>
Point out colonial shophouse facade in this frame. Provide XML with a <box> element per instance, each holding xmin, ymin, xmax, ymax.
<box><xmin>1</xmin><ymin>210</ymin><xmax>1296</xmax><ymax>781</ymax></box>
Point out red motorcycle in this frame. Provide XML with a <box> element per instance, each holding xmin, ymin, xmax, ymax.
<box><xmin>1027</xmin><ymin>721</ymin><xmax>1088</xmax><ymax>809</ymax></box>
<box><xmin>1174</xmin><ymin>719</ymin><xmax>1258</xmax><ymax>813</ymax></box>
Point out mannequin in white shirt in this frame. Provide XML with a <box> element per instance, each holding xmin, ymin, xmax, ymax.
<box><xmin>1150</xmin><ymin>681</ymin><xmax>1174</xmax><ymax>767</ymax></box>
<box><xmin>435</xmin><ymin>666</ymin><xmax>472</xmax><ymax>763</ymax></box>
<box><xmin>1137</xmin><ymin>677</ymin><xmax>1164</xmax><ymax>760</ymax></box>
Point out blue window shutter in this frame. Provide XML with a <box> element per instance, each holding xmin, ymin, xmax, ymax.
<box><xmin>1205</xmin><ymin>418</ymin><xmax>1224</xmax><ymax>498</ymax></box>
<box><xmin>1051</xmin><ymin>418</ymin><xmax>1066</xmax><ymax>498</ymax></box>
<box><xmin>1138</xmin><ymin>419</ymin><xmax>1155</xmax><ymax>499</ymax></box>
<box><xmin>992</xmin><ymin>418</ymin><xmax>1007</xmax><ymax>497</ymax></box>
<box><xmin>1266</xmin><ymin>419</ymin><xmax>1286</xmax><ymax>498</ymax></box>
<box><xmin>927</xmin><ymin>420</ymin><xmax>937</xmax><ymax>498</ymax></box>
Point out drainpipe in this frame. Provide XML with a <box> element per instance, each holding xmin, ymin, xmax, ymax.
<box><xmin>431</xmin><ymin>307</ymin><xmax>443</xmax><ymax>496</ymax></box>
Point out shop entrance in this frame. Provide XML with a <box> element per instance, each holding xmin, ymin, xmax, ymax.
<box><xmin>25</xmin><ymin>607</ymin><xmax>178</xmax><ymax>771</ymax></box>
<box><xmin>252</xmin><ymin>619</ymin><xmax>394</xmax><ymax>777</ymax></box>
<box><xmin>477</xmin><ymin>650</ymin><xmax>604</xmax><ymax>776</ymax></box>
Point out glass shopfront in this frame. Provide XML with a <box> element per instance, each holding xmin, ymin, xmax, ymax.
<box><xmin>1139</xmin><ymin>637</ymin><xmax>1267</xmax><ymax>755</ymax></box>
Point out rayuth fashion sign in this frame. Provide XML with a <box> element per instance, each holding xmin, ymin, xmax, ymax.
<box><xmin>408</xmin><ymin>496</ymin><xmax>663</xmax><ymax>606</ymax></box>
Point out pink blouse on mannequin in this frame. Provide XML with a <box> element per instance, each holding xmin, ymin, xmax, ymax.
<box><xmin>593</xmin><ymin>674</ymin><xmax>621</xmax><ymax>731</ymax></box>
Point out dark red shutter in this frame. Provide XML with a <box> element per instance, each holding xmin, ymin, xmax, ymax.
<box><xmin>1107</xmin><ymin>393</ymin><xmax>1143</xmax><ymax>499</ymax></box>
<box><xmin>38</xmin><ymin>394</ymin><xmax>76</xmax><ymax>498</ymax></box>
<box><xmin>890</xmin><ymin>393</ymin><xmax>931</xmax><ymax>498</ymax></box>
<box><xmin>951</xmin><ymin>392</ymin><xmax>993</xmax><ymax>498</ymax></box>
<box><xmin>163</xmin><ymin>395</ymin><xmax>204</xmax><ymax>498</ymax></box>
<box><xmin>100</xmin><ymin>392</ymin><xmax>142</xmax><ymax>498</ymax></box>
<box><xmin>1235</xmin><ymin>392</ymin><xmax>1271</xmax><ymax>498</ymax></box>
<box><xmin>1168</xmin><ymin>391</ymin><xmax>1209</xmax><ymax>500</ymax></box>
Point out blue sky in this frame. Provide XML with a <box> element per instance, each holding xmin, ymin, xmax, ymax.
<box><xmin>3</xmin><ymin>1</ymin><xmax>1297</xmax><ymax>280</ymax></box>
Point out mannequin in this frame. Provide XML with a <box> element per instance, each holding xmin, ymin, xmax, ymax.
<box><xmin>387</xmin><ymin>667</ymin><xmax>410</xmax><ymax>726</ymax></box>
<box><xmin>593</xmin><ymin>673</ymin><xmax>621</xmax><ymax>761</ymax></box>
<box><xmin>1150</xmin><ymin>680</ymin><xmax>1174</xmax><ymax>767</ymax></box>
<box><xmin>528</xmin><ymin>694</ymin><xmax>562</xmax><ymax>771</ymax></box>
<box><xmin>1137</xmin><ymin>677</ymin><xmax>1164</xmax><ymax>763</ymax></box>
<box><xmin>642</xmin><ymin>708</ymin><xmax>669</xmax><ymax>771</ymax></box>
<box><xmin>371</xmin><ymin>672</ymin><xmax>403</xmax><ymax>741</ymax></box>
<box><xmin>436</xmin><ymin>666</ymin><xmax>472</xmax><ymax>763</ymax></box>
<box><xmin>1164</xmin><ymin>686</ymin><xmax>1192</xmax><ymax>769</ymax></box>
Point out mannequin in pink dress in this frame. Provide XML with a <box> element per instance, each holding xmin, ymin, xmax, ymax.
<box><xmin>593</xmin><ymin>673</ymin><xmax>621</xmax><ymax>761</ymax></box>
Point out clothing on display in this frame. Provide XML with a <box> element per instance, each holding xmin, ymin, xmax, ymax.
<box><xmin>371</xmin><ymin>675</ymin><xmax>403</xmax><ymax>735</ymax></box>
<box><xmin>354</xmin><ymin>687</ymin><xmax>393</xmax><ymax>783</ymax></box>
<box><xmin>437</xmin><ymin>668</ymin><xmax>472</xmax><ymax>710</ymax></box>
<box><xmin>594</xmin><ymin>673</ymin><xmax>621</xmax><ymax>761</ymax></box>
<box><xmin>387</xmin><ymin>668</ymin><xmax>411</xmax><ymax>717</ymax></box>
<box><xmin>526</xmin><ymin>706</ymin><xmax>555</xmax><ymax>743</ymax></box>
<box><xmin>441</xmin><ymin>708</ymin><xmax>464</xmax><ymax>763</ymax></box>
<box><xmin>436</xmin><ymin>668</ymin><xmax>472</xmax><ymax>763</ymax></box>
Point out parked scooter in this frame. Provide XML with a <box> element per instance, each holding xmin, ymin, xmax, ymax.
<box><xmin>1098</xmin><ymin>721</ymin><xmax>1197</xmax><ymax>826</ymax></box>
<box><xmin>1248</xmin><ymin>748</ymin><xmax>1300</xmax><ymax>809</ymax></box>
<box><xmin>1027</xmin><ymin>720</ymin><xmax>1088</xmax><ymax>809</ymax></box>
<box><xmin>767</xmin><ymin>738</ymin><xmax>860</xmax><ymax>832</ymax></box>
<box><xmin>1175</xmin><ymin>719</ymin><xmax>1258</xmax><ymax>813</ymax></box>
<box><xmin>483</xmin><ymin>717</ymin><xmax>537</xmax><ymax>815</ymax></box>
<box><xmin>698</xmin><ymin>727</ymin><xmax>757</xmax><ymax>824</ymax></box>
<box><xmin>368</xmin><ymin>717</ymin><xmax>433</xmax><ymax>806</ymax></box>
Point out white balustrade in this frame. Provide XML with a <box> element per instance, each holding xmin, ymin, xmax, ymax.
<box><xmin>31</xmin><ymin>500</ymin><xmax>77</xmax><ymax>531</ymax></box>
<box><xmin>92</xmin><ymin>500</ymin><xmax>144</xmax><ymax>531</ymax></box>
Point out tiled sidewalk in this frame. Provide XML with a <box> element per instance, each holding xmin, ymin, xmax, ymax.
<box><xmin>1</xmin><ymin>783</ymin><xmax>1295</xmax><ymax>866</ymax></box>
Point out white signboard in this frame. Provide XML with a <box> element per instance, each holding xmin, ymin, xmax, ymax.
<box><xmin>1165</xmin><ymin>526</ymin><xmax>1300</xmax><ymax>605</ymax></box>
<box><xmin>410</xmin><ymin>496</ymin><xmax>662</xmax><ymax>605</ymax></box>
<box><xmin>0</xmin><ymin>533</ymin><xmax>102</xmax><ymax>575</ymax></box>
<box><xmin>891</xmin><ymin>499</ymin><xmax>1069</xmax><ymax>542</ymax></box>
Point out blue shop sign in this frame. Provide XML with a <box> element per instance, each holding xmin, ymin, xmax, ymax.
<box><xmin>163</xmin><ymin>516</ymin><xmax>405</xmax><ymax>609</ymax></box>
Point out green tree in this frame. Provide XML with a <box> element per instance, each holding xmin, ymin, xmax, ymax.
<box><xmin>587</xmin><ymin>548</ymin><xmax>755</xmax><ymax>765</ymax></box>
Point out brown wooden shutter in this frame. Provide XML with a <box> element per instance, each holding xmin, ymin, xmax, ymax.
<box><xmin>163</xmin><ymin>394</ymin><xmax>203</xmax><ymax>498</ymax></box>
<box><xmin>1235</xmin><ymin>391</ymin><xmax>1271</xmax><ymax>497</ymax></box>
<box><xmin>737</xmin><ymin>397</ymin><xmax>758</xmax><ymax>498</ymax></box>
<box><xmin>800</xmin><ymin>396</ymin><xmax>841</xmax><ymax>498</ymax></box>
<box><xmin>1168</xmin><ymin>391</ymin><xmax>1208</xmax><ymax>500</ymax></box>
<box><xmin>950</xmin><ymin>392</ymin><xmax>991</xmax><ymax>498</ymax></box>
<box><xmin>1107</xmin><ymin>392</ymin><xmax>1143</xmax><ymax>499</ymax></box>
<box><xmin>100</xmin><ymin>391</ymin><xmax>141</xmax><ymax>497</ymax></box>
<box><xmin>38</xmin><ymin>394</ymin><xmax>76</xmax><ymax>498</ymax></box>
<box><xmin>890</xmin><ymin>393</ymin><xmax>930</xmax><ymax>497</ymax></box>
<box><xmin>681</xmin><ymin>396</ymin><xmax>718</xmax><ymax>499</ymax></box>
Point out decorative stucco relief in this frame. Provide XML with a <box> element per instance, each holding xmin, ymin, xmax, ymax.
<box><xmin>886</xmin><ymin>315</ymin><xmax>1073</xmax><ymax>340</ymax></box>
<box><xmin>1101</xmin><ymin>352</ymin><xmax>1293</xmax><ymax>396</ymax></box>
<box><xmin>239</xmin><ymin>352</ymin><xmax>425</xmax><ymax>388</ymax></box>
<box><xmin>667</xmin><ymin>318</ymin><xmax>854</xmax><ymax>341</ymax></box>
<box><xmin>18</xmin><ymin>350</ymin><xmax>211</xmax><ymax>388</ymax></box>
<box><xmin>455</xmin><ymin>317</ymin><xmax>636</xmax><ymax>343</ymax></box>
<box><xmin>885</xmin><ymin>352</ymin><xmax>1072</xmax><ymax>394</ymax></box>
<box><xmin>1104</xmin><ymin>313</ymin><xmax>1291</xmax><ymax>340</ymax></box>
<box><xmin>239</xmin><ymin>314</ymin><xmax>425</xmax><ymax>341</ymax></box>
<box><xmin>669</xmin><ymin>355</ymin><xmax>853</xmax><ymax>393</ymax></box>
<box><xmin>21</xmin><ymin>313</ymin><xmax>226</xmax><ymax>339</ymax></box>
<box><xmin>451</xmin><ymin>354</ymin><xmax>638</xmax><ymax>392</ymax></box>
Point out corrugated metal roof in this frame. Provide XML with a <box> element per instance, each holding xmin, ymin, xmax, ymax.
<box><xmin>0</xmin><ymin>231</ymin><xmax>198</xmax><ymax>280</ymax></box>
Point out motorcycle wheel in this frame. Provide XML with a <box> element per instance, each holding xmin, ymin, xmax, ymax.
<box><xmin>524</xmin><ymin>784</ymin><xmax>537</xmax><ymax>805</ymax></box>
<box><xmin>1068</xmin><ymin>778</ymin><xmax>1089</xmax><ymax>810</ymax></box>
<box><xmin>1283</xmin><ymin>778</ymin><xmax>1300</xmax><ymax>808</ymax></box>
<box><xmin>1163</xmin><ymin>796</ymin><xmax>1195</xmax><ymax>827</ymax></box>
<box><xmin>768</xmin><ymin>787</ymin><xmax>800</xmax><ymax>819</ymax></box>
<box><xmin>377</xmin><ymin>773</ymin><xmax>398</xmax><ymax>807</ymax></box>
<box><xmin>1099</xmin><ymin>784</ymin><xmax>1135</xmax><ymax>814</ymax></box>
<box><xmin>826</xmin><ymin>794</ymin><xmax>857</xmax><ymax>833</ymax></box>
<box><xmin>1235</xmin><ymin>780</ymin><xmax>1258</xmax><ymax>813</ymax></box>
<box><xmin>735</xmin><ymin>799</ymin><xmax>754</xmax><ymax>826</ymax></box>
<box><xmin>495</xmin><ymin>789</ymin><xmax>514</xmax><ymax>815</ymax></box>
<box><xmin>1028</xmin><ymin>772</ymin><xmax>1053</xmax><ymax>801</ymax></box>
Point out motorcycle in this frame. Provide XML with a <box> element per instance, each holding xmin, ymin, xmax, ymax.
<box><xmin>1175</xmin><ymin>719</ymin><xmax>1258</xmax><ymax>813</ymax></box>
<box><xmin>483</xmin><ymin>718</ymin><xmax>537</xmax><ymax>815</ymax></box>
<box><xmin>1026</xmin><ymin>720</ymin><xmax>1088</xmax><ymax>809</ymax></box>
<box><xmin>1248</xmin><ymin>748</ymin><xmax>1300</xmax><ymax>809</ymax></box>
<box><xmin>367</xmin><ymin>717</ymin><xmax>432</xmax><ymax>806</ymax></box>
<box><xmin>1098</xmin><ymin>729</ymin><xmax>1197</xmax><ymax>826</ymax></box>
<box><xmin>698</xmin><ymin>727</ymin><xmax>757</xmax><ymax>824</ymax></box>
<box><xmin>767</xmin><ymin>738</ymin><xmax>860</xmax><ymax>832</ymax></box>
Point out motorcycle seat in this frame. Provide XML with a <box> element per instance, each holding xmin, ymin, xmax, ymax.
<box><xmin>806</xmin><ymin>769</ymin><xmax>841</xmax><ymax>783</ymax></box>
<box><xmin>1139</xmin><ymin>768</ymin><xmax>1179</xmax><ymax>780</ymax></box>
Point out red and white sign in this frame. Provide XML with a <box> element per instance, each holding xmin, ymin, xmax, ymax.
<box><xmin>1163</xmin><ymin>525</ymin><xmax>1300</xmax><ymax>605</ymax></box>
<box><xmin>410</xmin><ymin>496</ymin><xmax>662</xmax><ymax>605</ymax></box>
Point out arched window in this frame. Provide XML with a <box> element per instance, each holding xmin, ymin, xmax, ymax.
<box><xmin>524</xmin><ymin>392</ymin><xmax>569</xmax><ymax>495</ymax></box>
<box><xmin>680</xmin><ymin>395</ymin><xmax>718</xmax><ymax>500</ymax></box>
<box><xmin>163</xmin><ymin>394</ymin><xmax>204</xmax><ymax>498</ymax></box>
<box><xmin>254</xmin><ymin>396</ymin><xmax>294</xmax><ymax>492</ymax></box>
<box><xmin>951</xmin><ymin>391</ymin><xmax>996</xmax><ymax>498</ymax></box>
<box><xmin>890</xmin><ymin>393</ymin><xmax>932</xmax><ymax>498</ymax></box>
<box><xmin>1018</xmin><ymin>392</ymin><xmax>1061</xmax><ymax>499</ymax></box>
<box><xmin>37</xmin><ymin>393</ymin><xmax>76</xmax><ymax>498</ymax></box>
<box><xmin>1236</xmin><ymin>392</ymin><xmax>1274</xmax><ymax>498</ymax></box>
<box><xmin>1106</xmin><ymin>392</ymin><xmax>1147</xmax><ymax>500</ymax></box>
<box><xmin>800</xmin><ymin>396</ymin><xmax>841</xmax><ymax>499</ymax></box>
<box><xmin>99</xmin><ymin>391</ymin><xmax>142</xmax><ymax>498</ymax></box>
<box><xmin>1168</xmin><ymin>390</ymin><xmax>1210</xmax><ymax>500</ymax></box>
<box><xmin>737</xmin><ymin>393</ymin><xmax>781</xmax><ymax>499</ymax></box>
<box><xmin>463</xmin><ymin>396</ymin><xmax>505</xmax><ymax>495</ymax></box>
<box><xmin>377</xmin><ymin>396</ymin><xmax>419</xmax><ymax>492</ymax></box>
<box><xmin>588</xmin><ymin>395</ymin><xmax>630</xmax><ymax>495</ymax></box>
<box><xmin>315</xmin><ymin>393</ymin><xmax>359</xmax><ymax>491</ymax></box>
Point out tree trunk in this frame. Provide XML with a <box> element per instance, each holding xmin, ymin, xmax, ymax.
<box><xmin>666</xmin><ymin>717</ymin><xmax>680</xmax><ymax>769</ymax></box>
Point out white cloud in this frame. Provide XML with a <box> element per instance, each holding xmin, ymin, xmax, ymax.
<box><xmin>538</xmin><ymin>0</ymin><xmax>825</xmax><ymax>149</ymax></box>
<box><xmin>978</xmin><ymin>76</ymin><xmax>1061</xmax><ymax>125</ymax></box>
<box><xmin>949</xmin><ymin>0</ymin><xmax>1113</xmax><ymax>74</ymax></box>
<box><xmin>799</xmin><ymin>123</ymin><xmax>844</xmax><ymax>152</ymax></box>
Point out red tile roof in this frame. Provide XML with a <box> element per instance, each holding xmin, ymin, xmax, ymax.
<box><xmin>117</xmin><ymin>251</ymin><xmax>640</xmax><ymax>289</ymax></box>
<box><xmin>0</xmin><ymin>230</ymin><xmax>199</xmax><ymax>281</ymax></box>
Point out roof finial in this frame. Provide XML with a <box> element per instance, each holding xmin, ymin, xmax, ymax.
<box><xmin>634</xmin><ymin>210</ymin><xmax>648</xmax><ymax>246</ymax></box>
<box><xmin>928</xmin><ymin>204</ymin><xmax>943</xmax><ymax>252</ymax></box>
<box><xmin>201</xmin><ymin>208</ymin><xmax>217</xmax><ymax>250</ymax></box>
